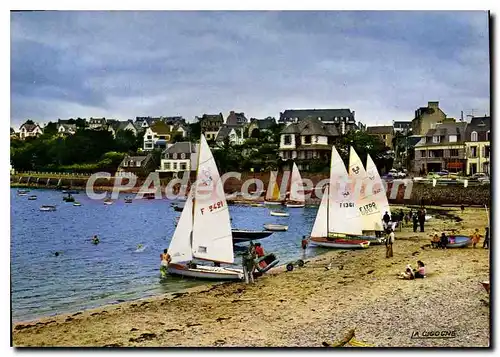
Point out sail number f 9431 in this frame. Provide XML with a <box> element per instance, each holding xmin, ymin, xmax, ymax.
<box><xmin>200</xmin><ymin>200</ymin><xmax>224</xmax><ymax>215</ymax></box>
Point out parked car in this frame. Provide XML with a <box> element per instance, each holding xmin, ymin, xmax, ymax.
<box><xmin>471</xmin><ymin>173</ymin><xmax>490</xmax><ymax>184</ymax></box>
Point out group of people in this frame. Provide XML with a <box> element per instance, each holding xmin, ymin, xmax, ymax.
<box><xmin>409</xmin><ymin>208</ymin><xmax>427</xmax><ymax>233</ymax></box>
<box><xmin>430</xmin><ymin>227</ymin><xmax>490</xmax><ymax>249</ymax></box>
<box><xmin>241</xmin><ymin>242</ymin><xmax>266</xmax><ymax>284</ymax></box>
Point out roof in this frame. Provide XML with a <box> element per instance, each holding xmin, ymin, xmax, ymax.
<box><xmin>393</xmin><ymin>121</ymin><xmax>411</xmax><ymax>127</ymax></box>
<box><xmin>366</xmin><ymin>126</ymin><xmax>394</xmax><ymax>135</ymax></box>
<box><xmin>416</xmin><ymin>122</ymin><xmax>468</xmax><ymax>147</ymax></box>
<box><xmin>465</xmin><ymin>116</ymin><xmax>490</xmax><ymax>138</ymax></box>
<box><xmin>280</xmin><ymin>109</ymin><xmax>354</xmax><ymax>122</ymax></box>
<box><xmin>89</xmin><ymin>117</ymin><xmax>106</xmax><ymax>123</ymax></box>
<box><xmin>20</xmin><ymin>123</ymin><xmax>41</xmax><ymax>132</ymax></box>
<box><xmin>198</xmin><ymin>113</ymin><xmax>224</xmax><ymax>122</ymax></box>
<box><xmin>164</xmin><ymin>142</ymin><xmax>198</xmax><ymax>155</ymax></box>
<box><xmin>149</xmin><ymin>121</ymin><xmax>172</xmax><ymax>135</ymax></box>
<box><xmin>58</xmin><ymin>123</ymin><xmax>76</xmax><ymax>131</ymax></box>
<box><xmin>250</xmin><ymin>117</ymin><xmax>276</xmax><ymax>129</ymax></box>
<box><xmin>226</xmin><ymin>111</ymin><xmax>248</xmax><ymax>126</ymax></box>
<box><xmin>280</xmin><ymin>117</ymin><xmax>339</xmax><ymax>136</ymax></box>
<box><xmin>119</xmin><ymin>155</ymin><xmax>151</xmax><ymax>167</ymax></box>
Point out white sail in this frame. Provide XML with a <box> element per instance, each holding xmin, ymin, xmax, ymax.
<box><xmin>192</xmin><ymin>135</ymin><xmax>234</xmax><ymax>264</ymax></box>
<box><xmin>265</xmin><ymin>171</ymin><xmax>280</xmax><ymax>201</ymax></box>
<box><xmin>348</xmin><ymin>147</ymin><xmax>383</xmax><ymax>231</ymax></box>
<box><xmin>328</xmin><ymin>146</ymin><xmax>363</xmax><ymax>236</ymax></box>
<box><xmin>168</xmin><ymin>193</ymin><xmax>194</xmax><ymax>264</ymax></box>
<box><xmin>289</xmin><ymin>163</ymin><xmax>305</xmax><ymax>203</ymax></box>
<box><xmin>311</xmin><ymin>184</ymin><xmax>329</xmax><ymax>238</ymax></box>
<box><xmin>365</xmin><ymin>154</ymin><xmax>391</xmax><ymax>231</ymax></box>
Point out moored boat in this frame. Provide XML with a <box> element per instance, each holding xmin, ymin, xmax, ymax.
<box><xmin>143</xmin><ymin>193</ymin><xmax>155</xmax><ymax>200</ymax></box>
<box><xmin>73</xmin><ymin>202</ymin><xmax>81</xmax><ymax>206</ymax></box>
<box><xmin>270</xmin><ymin>210</ymin><xmax>290</xmax><ymax>217</ymax></box>
<box><xmin>310</xmin><ymin>237</ymin><xmax>370</xmax><ymax>249</ymax></box>
<box><xmin>40</xmin><ymin>205</ymin><xmax>56</xmax><ymax>212</ymax></box>
<box><xmin>17</xmin><ymin>189</ymin><xmax>29</xmax><ymax>196</ymax></box>
<box><xmin>231</xmin><ymin>229</ymin><xmax>274</xmax><ymax>243</ymax></box>
<box><xmin>103</xmin><ymin>198</ymin><xmax>113</xmax><ymax>205</ymax></box>
<box><xmin>264</xmin><ymin>170</ymin><xmax>284</xmax><ymax>206</ymax></box>
<box><xmin>124</xmin><ymin>197</ymin><xmax>133</xmax><ymax>203</ymax></box>
<box><xmin>285</xmin><ymin>163</ymin><xmax>305</xmax><ymax>208</ymax></box>
<box><xmin>63</xmin><ymin>194</ymin><xmax>75</xmax><ymax>202</ymax></box>
<box><xmin>28</xmin><ymin>195</ymin><xmax>37</xmax><ymax>200</ymax></box>
<box><xmin>263</xmin><ymin>223</ymin><xmax>288</xmax><ymax>231</ymax></box>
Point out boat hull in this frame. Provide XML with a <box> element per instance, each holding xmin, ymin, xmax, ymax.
<box><xmin>263</xmin><ymin>224</ymin><xmax>288</xmax><ymax>231</ymax></box>
<box><xmin>166</xmin><ymin>263</ymin><xmax>243</xmax><ymax>281</ymax></box>
<box><xmin>40</xmin><ymin>206</ymin><xmax>56</xmax><ymax>212</ymax></box>
<box><xmin>264</xmin><ymin>201</ymin><xmax>283</xmax><ymax>206</ymax></box>
<box><xmin>310</xmin><ymin>237</ymin><xmax>370</xmax><ymax>249</ymax></box>
<box><xmin>270</xmin><ymin>211</ymin><xmax>290</xmax><ymax>217</ymax></box>
<box><xmin>286</xmin><ymin>203</ymin><xmax>305</xmax><ymax>208</ymax></box>
<box><xmin>232</xmin><ymin>229</ymin><xmax>274</xmax><ymax>243</ymax></box>
<box><xmin>104</xmin><ymin>201</ymin><xmax>113</xmax><ymax>205</ymax></box>
<box><xmin>447</xmin><ymin>235</ymin><xmax>472</xmax><ymax>248</ymax></box>
<box><xmin>359</xmin><ymin>234</ymin><xmax>385</xmax><ymax>245</ymax></box>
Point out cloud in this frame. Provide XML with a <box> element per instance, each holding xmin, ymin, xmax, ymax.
<box><xmin>10</xmin><ymin>10</ymin><xmax>490</xmax><ymax>127</ymax></box>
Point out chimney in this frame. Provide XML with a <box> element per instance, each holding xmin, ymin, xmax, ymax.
<box><xmin>428</xmin><ymin>101</ymin><xmax>439</xmax><ymax>109</ymax></box>
<box><xmin>230</xmin><ymin>111</ymin><xmax>235</xmax><ymax>115</ymax></box>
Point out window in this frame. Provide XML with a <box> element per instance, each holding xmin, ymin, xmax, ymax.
<box><xmin>145</xmin><ymin>143</ymin><xmax>153</xmax><ymax>149</ymax></box>
<box><xmin>382</xmin><ymin>135</ymin><xmax>386</xmax><ymax>140</ymax></box>
<box><xmin>173</xmin><ymin>162</ymin><xmax>178</xmax><ymax>170</ymax></box>
<box><xmin>470</xmin><ymin>146</ymin><xmax>477</xmax><ymax>158</ymax></box>
<box><xmin>164</xmin><ymin>162</ymin><xmax>171</xmax><ymax>170</ymax></box>
<box><xmin>420</xmin><ymin>151</ymin><xmax>427</xmax><ymax>158</ymax></box>
<box><xmin>284</xmin><ymin>135</ymin><xmax>291</xmax><ymax>145</ymax></box>
<box><xmin>304</xmin><ymin>135</ymin><xmax>312</xmax><ymax>144</ymax></box>
<box><xmin>306</xmin><ymin>151</ymin><xmax>313</xmax><ymax>159</ymax></box>
<box><xmin>180</xmin><ymin>163</ymin><xmax>187</xmax><ymax>171</ymax></box>
<box><xmin>449</xmin><ymin>135</ymin><xmax>457</xmax><ymax>143</ymax></box>
<box><xmin>173</xmin><ymin>153</ymin><xmax>177</xmax><ymax>159</ymax></box>
<box><xmin>146</xmin><ymin>135</ymin><xmax>152</xmax><ymax>140</ymax></box>
<box><xmin>421</xmin><ymin>137</ymin><xmax>426</xmax><ymax>144</ymax></box>
<box><xmin>181</xmin><ymin>153</ymin><xmax>186</xmax><ymax>159</ymax></box>
<box><xmin>471</xmin><ymin>131</ymin><xmax>478</xmax><ymax>142</ymax></box>
<box><xmin>486</xmin><ymin>131</ymin><xmax>490</xmax><ymax>141</ymax></box>
<box><xmin>159</xmin><ymin>135</ymin><xmax>166</xmax><ymax>140</ymax></box>
<box><xmin>432</xmin><ymin>135</ymin><xmax>440</xmax><ymax>144</ymax></box>
<box><xmin>485</xmin><ymin>146</ymin><xmax>490</xmax><ymax>158</ymax></box>
<box><xmin>136</xmin><ymin>161</ymin><xmax>141</xmax><ymax>167</ymax></box>
<box><xmin>449</xmin><ymin>149</ymin><xmax>459</xmax><ymax>157</ymax></box>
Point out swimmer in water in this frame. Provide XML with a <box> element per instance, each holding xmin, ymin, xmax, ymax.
<box><xmin>92</xmin><ymin>235</ymin><xmax>100</xmax><ymax>244</ymax></box>
<box><xmin>55</xmin><ymin>251</ymin><xmax>60</xmax><ymax>257</ymax></box>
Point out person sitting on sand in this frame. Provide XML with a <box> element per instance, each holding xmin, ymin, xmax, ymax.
<box><xmin>399</xmin><ymin>265</ymin><xmax>415</xmax><ymax>280</ymax></box>
<box><xmin>160</xmin><ymin>249</ymin><xmax>171</xmax><ymax>266</ymax></box>
<box><xmin>430</xmin><ymin>233</ymin><xmax>440</xmax><ymax>248</ymax></box>
<box><xmin>471</xmin><ymin>228</ymin><xmax>481</xmax><ymax>249</ymax></box>
<box><xmin>440</xmin><ymin>232</ymin><xmax>448</xmax><ymax>249</ymax></box>
<box><xmin>414</xmin><ymin>261</ymin><xmax>426</xmax><ymax>278</ymax></box>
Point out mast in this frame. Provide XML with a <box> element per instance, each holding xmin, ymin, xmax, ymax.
<box><xmin>326</xmin><ymin>184</ymin><xmax>330</xmax><ymax>234</ymax></box>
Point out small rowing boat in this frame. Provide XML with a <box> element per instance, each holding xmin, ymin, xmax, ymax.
<box><xmin>104</xmin><ymin>198</ymin><xmax>113</xmax><ymax>205</ymax></box>
<box><xmin>17</xmin><ymin>189</ymin><xmax>29</xmax><ymax>196</ymax></box>
<box><xmin>40</xmin><ymin>205</ymin><xmax>56</xmax><ymax>212</ymax></box>
<box><xmin>28</xmin><ymin>195</ymin><xmax>37</xmax><ymax>200</ymax></box>
<box><xmin>73</xmin><ymin>202</ymin><xmax>81</xmax><ymax>206</ymax></box>
<box><xmin>270</xmin><ymin>211</ymin><xmax>289</xmax><ymax>217</ymax></box>
<box><xmin>263</xmin><ymin>223</ymin><xmax>288</xmax><ymax>231</ymax></box>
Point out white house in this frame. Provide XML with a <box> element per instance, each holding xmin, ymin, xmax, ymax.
<box><xmin>19</xmin><ymin>121</ymin><xmax>43</xmax><ymax>140</ymax></box>
<box><xmin>215</xmin><ymin>125</ymin><xmax>244</xmax><ymax>146</ymax></box>
<box><xmin>143</xmin><ymin>122</ymin><xmax>187</xmax><ymax>150</ymax></box>
<box><xmin>157</xmin><ymin>142</ymin><xmax>199</xmax><ymax>174</ymax></box>
<box><xmin>89</xmin><ymin>117</ymin><xmax>107</xmax><ymax>130</ymax></box>
<box><xmin>57</xmin><ymin>123</ymin><xmax>77</xmax><ymax>135</ymax></box>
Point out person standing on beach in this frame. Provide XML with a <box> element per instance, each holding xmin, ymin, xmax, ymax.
<box><xmin>483</xmin><ymin>227</ymin><xmax>490</xmax><ymax>249</ymax></box>
<box><xmin>301</xmin><ymin>236</ymin><xmax>309</xmax><ymax>259</ymax></box>
<box><xmin>242</xmin><ymin>243</ymin><xmax>256</xmax><ymax>284</ymax></box>
<box><xmin>386</xmin><ymin>229</ymin><xmax>395</xmax><ymax>258</ymax></box>
<box><xmin>418</xmin><ymin>209</ymin><xmax>425</xmax><ymax>232</ymax></box>
<box><xmin>412</xmin><ymin>213</ymin><xmax>418</xmax><ymax>233</ymax></box>
<box><xmin>383</xmin><ymin>211</ymin><xmax>391</xmax><ymax>231</ymax></box>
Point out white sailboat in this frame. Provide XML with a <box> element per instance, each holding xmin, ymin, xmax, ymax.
<box><xmin>310</xmin><ymin>146</ymin><xmax>369</xmax><ymax>249</ymax></box>
<box><xmin>286</xmin><ymin>163</ymin><xmax>305</xmax><ymax>208</ymax></box>
<box><xmin>365</xmin><ymin>153</ymin><xmax>391</xmax><ymax>229</ymax></box>
<box><xmin>264</xmin><ymin>170</ymin><xmax>283</xmax><ymax>205</ymax></box>
<box><xmin>166</xmin><ymin>135</ymin><xmax>244</xmax><ymax>281</ymax></box>
<box><xmin>348</xmin><ymin>147</ymin><xmax>386</xmax><ymax>244</ymax></box>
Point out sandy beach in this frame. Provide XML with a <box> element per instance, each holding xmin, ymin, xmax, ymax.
<box><xmin>12</xmin><ymin>206</ymin><xmax>490</xmax><ymax>347</ymax></box>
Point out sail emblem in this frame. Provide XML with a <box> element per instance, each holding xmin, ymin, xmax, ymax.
<box><xmin>200</xmin><ymin>168</ymin><xmax>213</xmax><ymax>187</ymax></box>
<box><xmin>352</xmin><ymin>166</ymin><xmax>360</xmax><ymax>175</ymax></box>
<box><xmin>342</xmin><ymin>191</ymin><xmax>350</xmax><ymax>197</ymax></box>
<box><xmin>369</xmin><ymin>175</ymin><xmax>375</xmax><ymax>180</ymax></box>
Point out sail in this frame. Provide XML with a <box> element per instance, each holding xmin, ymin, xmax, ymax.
<box><xmin>168</xmin><ymin>192</ymin><xmax>194</xmax><ymax>264</ymax></box>
<box><xmin>365</xmin><ymin>154</ymin><xmax>391</xmax><ymax>231</ymax></box>
<box><xmin>266</xmin><ymin>171</ymin><xmax>280</xmax><ymax>201</ymax></box>
<box><xmin>311</xmin><ymin>184</ymin><xmax>329</xmax><ymax>238</ymax></box>
<box><xmin>348</xmin><ymin>147</ymin><xmax>383</xmax><ymax>231</ymax></box>
<box><xmin>328</xmin><ymin>146</ymin><xmax>363</xmax><ymax>236</ymax></box>
<box><xmin>192</xmin><ymin>135</ymin><xmax>234</xmax><ymax>264</ymax></box>
<box><xmin>289</xmin><ymin>163</ymin><xmax>305</xmax><ymax>203</ymax></box>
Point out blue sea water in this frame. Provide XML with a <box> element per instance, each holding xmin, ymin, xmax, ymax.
<box><xmin>10</xmin><ymin>188</ymin><xmax>326</xmax><ymax>323</ymax></box>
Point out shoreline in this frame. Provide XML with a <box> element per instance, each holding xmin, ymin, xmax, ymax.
<box><xmin>12</xmin><ymin>206</ymin><xmax>490</xmax><ymax>347</ymax></box>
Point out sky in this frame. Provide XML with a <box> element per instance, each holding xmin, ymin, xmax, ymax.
<box><xmin>10</xmin><ymin>11</ymin><xmax>490</xmax><ymax>128</ymax></box>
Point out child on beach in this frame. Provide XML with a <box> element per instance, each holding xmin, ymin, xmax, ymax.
<box><xmin>430</xmin><ymin>233</ymin><xmax>440</xmax><ymax>248</ymax></box>
<box><xmin>471</xmin><ymin>229</ymin><xmax>481</xmax><ymax>248</ymax></box>
<box><xmin>160</xmin><ymin>249</ymin><xmax>171</xmax><ymax>266</ymax></box>
<box><xmin>301</xmin><ymin>236</ymin><xmax>309</xmax><ymax>259</ymax></box>
<box><xmin>398</xmin><ymin>265</ymin><xmax>415</xmax><ymax>280</ymax></box>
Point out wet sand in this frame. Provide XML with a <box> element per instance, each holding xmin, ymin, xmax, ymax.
<box><xmin>12</xmin><ymin>206</ymin><xmax>490</xmax><ymax>347</ymax></box>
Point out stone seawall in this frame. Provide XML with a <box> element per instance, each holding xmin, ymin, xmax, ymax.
<box><xmin>11</xmin><ymin>173</ymin><xmax>490</xmax><ymax>206</ymax></box>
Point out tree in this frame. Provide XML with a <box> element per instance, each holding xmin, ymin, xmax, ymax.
<box><xmin>43</xmin><ymin>122</ymin><xmax>58</xmax><ymax>136</ymax></box>
<box><xmin>25</xmin><ymin>119</ymin><xmax>34</xmax><ymax>125</ymax></box>
<box><xmin>189</xmin><ymin>122</ymin><xmax>201</xmax><ymax>141</ymax></box>
<box><xmin>115</xmin><ymin>129</ymin><xmax>137</xmax><ymax>153</ymax></box>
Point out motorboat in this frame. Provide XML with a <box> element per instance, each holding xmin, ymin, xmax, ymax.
<box><xmin>263</xmin><ymin>223</ymin><xmax>288</xmax><ymax>231</ymax></box>
<box><xmin>40</xmin><ymin>205</ymin><xmax>56</xmax><ymax>212</ymax></box>
<box><xmin>28</xmin><ymin>195</ymin><xmax>37</xmax><ymax>200</ymax></box>
<box><xmin>17</xmin><ymin>189</ymin><xmax>29</xmax><ymax>196</ymax></box>
<box><xmin>73</xmin><ymin>202</ymin><xmax>81</xmax><ymax>206</ymax></box>
<box><xmin>270</xmin><ymin>211</ymin><xmax>289</xmax><ymax>217</ymax></box>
